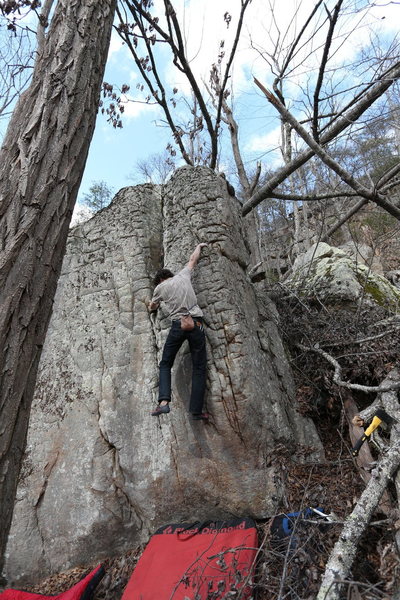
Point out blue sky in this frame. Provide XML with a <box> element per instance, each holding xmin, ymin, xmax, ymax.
<box><xmin>1</xmin><ymin>0</ymin><xmax>399</xmax><ymax>212</ymax></box>
<box><xmin>78</xmin><ymin>2</ymin><xmax>273</xmax><ymax>201</ymax></box>
<box><xmin>79</xmin><ymin>89</ymin><xmax>171</xmax><ymax>196</ymax></box>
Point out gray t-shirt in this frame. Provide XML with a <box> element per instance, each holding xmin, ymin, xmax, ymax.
<box><xmin>151</xmin><ymin>266</ymin><xmax>203</xmax><ymax>321</ymax></box>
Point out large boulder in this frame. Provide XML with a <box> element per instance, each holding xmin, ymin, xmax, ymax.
<box><xmin>3</xmin><ymin>167</ymin><xmax>323</xmax><ymax>585</ymax></box>
<box><xmin>287</xmin><ymin>242</ymin><xmax>400</xmax><ymax>310</ymax></box>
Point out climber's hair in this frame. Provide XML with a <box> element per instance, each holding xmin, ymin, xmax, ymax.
<box><xmin>154</xmin><ymin>269</ymin><xmax>174</xmax><ymax>286</ymax></box>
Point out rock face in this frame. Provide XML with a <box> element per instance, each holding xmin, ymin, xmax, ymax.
<box><xmin>3</xmin><ymin>167</ymin><xmax>323</xmax><ymax>585</ymax></box>
<box><xmin>288</xmin><ymin>242</ymin><xmax>400</xmax><ymax>310</ymax></box>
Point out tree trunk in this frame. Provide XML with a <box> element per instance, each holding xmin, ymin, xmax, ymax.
<box><xmin>0</xmin><ymin>0</ymin><xmax>116</xmax><ymax>572</ymax></box>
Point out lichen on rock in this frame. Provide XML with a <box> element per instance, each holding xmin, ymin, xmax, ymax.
<box><xmin>286</xmin><ymin>242</ymin><xmax>400</xmax><ymax>311</ymax></box>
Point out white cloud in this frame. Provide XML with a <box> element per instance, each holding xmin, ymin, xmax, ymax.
<box><xmin>120</xmin><ymin>94</ymin><xmax>160</xmax><ymax>120</ymax></box>
<box><xmin>70</xmin><ymin>204</ymin><xmax>94</xmax><ymax>227</ymax></box>
<box><xmin>247</xmin><ymin>124</ymin><xmax>282</xmax><ymax>154</ymax></box>
<box><xmin>128</xmin><ymin>69</ymin><xmax>139</xmax><ymax>85</ymax></box>
<box><xmin>245</xmin><ymin>124</ymin><xmax>287</xmax><ymax>169</ymax></box>
<box><xmin>108</xmin><ymin>31</ymin><xmax>125</xmax><ymax>59</ymax></box>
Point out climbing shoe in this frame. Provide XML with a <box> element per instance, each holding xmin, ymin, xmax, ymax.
<box><xmin>191</xmin><ymin>412</ymin><xmax>210</xmax><ymax>421</ymax></box>
<box><xmin>151</xmin><ymin>403</ymin><xmax>171</xmax><ymax>416</ymax></box>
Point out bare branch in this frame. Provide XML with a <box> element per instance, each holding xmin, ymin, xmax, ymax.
<box><xmin>253</xmin><ymin>76</ymin><xmax>400</xmax><ymax>220</ymax></box>
<box><xmin>118</xmin><ymin>0</ymin><xmax>253</xmax><ymax>169</ymax></box>
<box><xmin>375</xmin><ymin>159</ymin><xmax>400</xmax><ymax>190</ymax></box>
<box><xmin>244</xmin><ymin>63</ymin><xmax>400</xmax><ymax>217</ymax></box>
<box><xmin>321</xmin><ymin>325</ymin><xmax>400</xmax><ymax>349</ymax></box>
<box><xmin>273</xmin><ymin>0</ymin><xmax>325</xmax><ymax>103</ymax></box>
<box><xmin>317</xmin><ymin>441</ymin><xmax>400</xmax><ymax>599</ymax></box>
<box><xmin>36</xmin><ymin>0</ymin><xmax>55</xmax><ymax>56</ymax></box>
<box><xmin>249</xmin><ymin>161</ymin><xmax>261</xmax><ymax>196</ymax></box>
<box><xmin>312</xmin><ymin>1</ymin><xmax>344</xmax><ymax>142</ymax></box>
<box><xmin>214</xmin><ymin>0</ymin><xmax>252</xmax><ymax>140</ymax></box>
<box><xmin>271</xmin><ymin>191</ymin><xmax>359</xmax><ymax>202</ymax></box>
<box><xmin>162</xmin><ymin>1</ymin><xmax>218</xmax><ymax>165</ymax></box>
<box><xmin>380</xmin><ymin>177</ymin><xmax>400</xmax><ymax>194</ymax></box>
<box><xmin>115</xmin><ymin>3</ymin><xmax>194</xmax><ymax>165</ymax></box>
<box><xmin>221</xmin><ymin>95</ymin><xmax>251</xmax><ymax>197</ymax></box>
<box><xmin>321</xmin><ymin>198</ymin><xmax>369</xmax><ymax>241</ymax></box>
<box><xmin>297</xmin><ymin>343</ymin><xmax>400</xmax><ymax>393</ymax></box>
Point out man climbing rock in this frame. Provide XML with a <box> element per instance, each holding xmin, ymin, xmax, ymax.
<box><xmin>148</xmin><ymin>243</ymin><xmax>208</xmax><ymax>421</ymax></box>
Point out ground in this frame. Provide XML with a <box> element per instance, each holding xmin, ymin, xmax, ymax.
<box><xmin>24</xmin><ymin>430</ymin><xmax>399</xmax><ymax>599</ymax></box>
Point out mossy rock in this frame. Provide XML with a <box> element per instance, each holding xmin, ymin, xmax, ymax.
<box><xmin>286</xmin><ymin>243</ymin><xmax>400</xmax><ymax>312</ymax></box>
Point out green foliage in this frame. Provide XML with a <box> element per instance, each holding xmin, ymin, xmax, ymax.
<box><xmin>81</xmin><ymin>180</ymin><xmax>114</xmax><ymax>213</ymax></box>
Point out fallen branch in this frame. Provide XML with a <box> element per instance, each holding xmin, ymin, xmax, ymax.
<box><xmin>317</xmin><ymin>370</ymin><xmax>400</xmax><ymax>600</ymax></box>
<box><xmin>343</xmin><ymin>394</ymin><xmax>392</xmax><ymax>516</ymax></box>
<box><xmin>359</xmin><ymin>369</ymin><xmax>400</xmax><ymax>556</ymax></box>
<box><xmin>358</xmin><ymin>368</ymin><xmax>400</xmax><ymax>425</ymax></box>
<box><xmin>297</xmin><ymin>343</ymin><xmax>400</xmax><ymax>392</ymax></box>
<box><xmin>317</xmin><ymin>437</ymin><xmax>400</xmax><ymax>599</ymax></box>
<box><xmin>321</xmin><ymin>326</ymin><xmax>400</xmax><ymax>349</ymax></box>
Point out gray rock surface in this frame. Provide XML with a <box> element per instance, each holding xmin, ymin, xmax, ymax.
<box><xmin>338</xmin><ymin>241</ymin><xmax>383</xmax><ymax>274</ymax></box>
<box><xmin>3</xmin><ymin>167</ymin><xmax>323</xmax><ymax>585</ymax></box>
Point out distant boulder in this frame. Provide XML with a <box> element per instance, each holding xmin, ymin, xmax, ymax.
<box><xmin>286</xmin><ymin>242</ymin><xmax>400</xmax><ymax>311</ymax></box>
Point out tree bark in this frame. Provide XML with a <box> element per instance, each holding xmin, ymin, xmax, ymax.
<box><xmin>0</xmin><ymin>0</ymin><xmax>116</xmax><ymax>572</ymax></box>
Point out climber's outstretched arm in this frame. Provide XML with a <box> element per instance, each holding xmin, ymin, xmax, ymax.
<box><xmin>187</xmin><ymin>243</ymin><xmax>208</xmax><ymax>270</ymax></box>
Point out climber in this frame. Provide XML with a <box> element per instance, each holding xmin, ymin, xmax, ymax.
<box><xmin>148</xmin><ymin>243</ymin><xmax>208</xmax><ymax>421</ymax></box>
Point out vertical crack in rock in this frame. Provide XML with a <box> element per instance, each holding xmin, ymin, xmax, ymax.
<box><xmin>220</xmin><ymin>357</ymin><xmax>244</xmax><ymax>441</ymax></box>
<box><xmin>94</xmin><ymin>415</ymin><xmax>144</xmax><ymax>532</ymax></box>
<box><xmin>28</xmin><ymin>450</ymin><xmax>60</xmax><ymax>570</ymax></box>
<box><xmin>33</xmin><ymin>451</ymin><xmax>60</xmax><ymax>510</ymax></box>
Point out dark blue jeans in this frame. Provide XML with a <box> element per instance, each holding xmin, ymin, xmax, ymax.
<box><xmin>158</xmin><ymin>319</ymin><xmax>207</xmax><ymax>414</ymax></box>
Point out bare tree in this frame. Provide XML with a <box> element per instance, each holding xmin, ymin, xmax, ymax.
<box><xmin>115</xmin><ymin>0</ymin><xmax>252</xmax><ymax>170</ymax></box>
<box><xmin>130</xmin><ymin>150</ymin><xmax>176</xmax><ymax>184</ymax></box>
<box><xmin>243</xmin><ymin>1</ymin><xmax>400</xmax><ymax>232</ymax></box>
<box><xmin>0</xmin><ymin>0</ymin><xmax>116</xmax><ymax>571</ymax></box>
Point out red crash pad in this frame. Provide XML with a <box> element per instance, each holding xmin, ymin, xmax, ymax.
<box><xmin>122</xmin><ymin>518</ymin><xmax>258</xmax><ymax>600</ymax></box>
<box><xmin>0</xmin><ymin>565</ymin><xmax>104</xmax><ymax>600</ymax></box>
